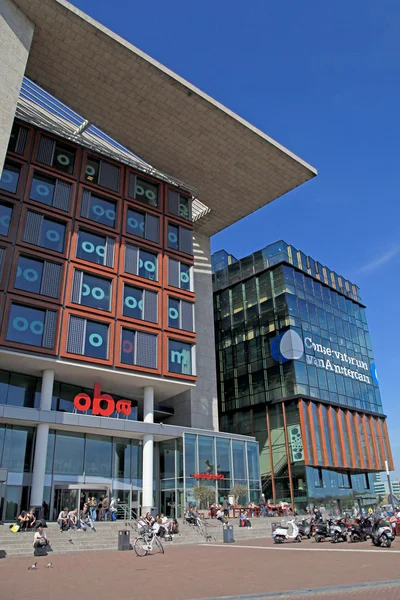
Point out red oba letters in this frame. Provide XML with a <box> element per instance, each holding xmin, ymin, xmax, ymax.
<box><xmin>73</xmin><ymin>383</ymin><xmax>132</xmax><ymax>417</ymax></box>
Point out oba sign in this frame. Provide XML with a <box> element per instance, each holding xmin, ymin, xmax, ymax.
<box><xmin>74</xmin><ymin>383</ymin><xmax>131</xmax><ymax>417</ymax></box>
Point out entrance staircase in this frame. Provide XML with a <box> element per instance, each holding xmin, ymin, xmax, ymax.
<box><xmin>0</xmin><ymin>517</ymin><xmax>275</xmax><ymax>557</ymax></box>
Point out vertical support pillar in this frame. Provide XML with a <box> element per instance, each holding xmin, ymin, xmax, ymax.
<box><xmin>266</xmin><ymin>406</ymin><xmax>276</xmax><ymax>504</ymax></box>
<box><xmin>282</xmin><ymin>403</ymin><xmax>294</xmax><ymax>513</ymax></box>
<box><xmin>142</xmin><ymin>386</ymin><xmax>154</xmax><ymax>513</ymax></box>
<box><xmin>30</xmin><ymin>370</ymin><xmax>54</xmax><ymax>507</ymax></box>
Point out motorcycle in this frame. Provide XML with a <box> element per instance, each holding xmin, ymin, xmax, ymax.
<box><xmin>272</xmin><ymin>519</ymin><xmax>302</xmax><ymax>544</ymax></box>
<box><xmin>330</xmin><ymin>518</ymin><xmax>348</xmax><ymax>543</ymax></box>
<box><xmin>313</xmin><ymin>518</ymin><xmax>332</xmax><ymax>543</ymax></box>
<box><xmin>371</xmin><ymin>518</ymin><xmax>394</xmax><ymax>548</ymax></box>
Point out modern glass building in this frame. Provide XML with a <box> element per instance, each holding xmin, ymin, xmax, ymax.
<box><xmin>0</xmin><ymin>0</ymin><xmax>317</xmax><ymax>521</ymax></box>
<box><xmin>213</xmin><ymin>241</ymin><xmax>394</xmax><ymax>513</ymax></box>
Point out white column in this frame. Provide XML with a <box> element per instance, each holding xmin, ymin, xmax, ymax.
<box><xmin>142</xmin><ymin>434</ymin><xmax>154</xmax><ymax>513</ymax></box>
<box><xmin>143</xmin><ymin>386</ymin><xmax>154</xmax><ymax>423</ymax></box>
<box><xmin>30</xmin><ymin>370</ymin><xmax>54</xmax><ymax>506</ymax></box>
<box><xmin>142</xmin><ymin>386</ymin><xmax>154</xmax><ymax>512</ymax></box>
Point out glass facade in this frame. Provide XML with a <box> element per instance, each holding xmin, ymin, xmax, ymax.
<box><xmin>0</xmin><ymin>373</ymin><xmax>260</xmax><ymax>521</ymax></box>
<box><xmin>214</xmin><ymin>241</ymin><xmax>392</xmax><ymax>511</ymax></box>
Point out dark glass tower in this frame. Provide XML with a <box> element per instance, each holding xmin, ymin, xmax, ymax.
<box><xmin>213</xmin><ymin>240</ymin><xmax>393</xmax><ymax>513</ymax></box>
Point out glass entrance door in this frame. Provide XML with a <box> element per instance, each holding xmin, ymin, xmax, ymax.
<box><xmin>161</xmin><ymin>490</ymin><xmax>176</xmax><ymax>517</ymax></box>
<box><xmin>53</xmin><ymin>488</ymin><xmax>79</xmax><ymax>520</ymax></box>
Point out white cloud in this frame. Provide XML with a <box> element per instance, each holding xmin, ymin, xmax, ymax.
<box><xmin>357</xmin><ymin>245</ymin><xmax>400</xmax><ymax>275</ymax></box>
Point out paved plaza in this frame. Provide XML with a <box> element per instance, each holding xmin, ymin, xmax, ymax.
<box><xmin>1</xmin><ymin>536</ymin><xmax>400</xmax><ymax>600</ymax></box>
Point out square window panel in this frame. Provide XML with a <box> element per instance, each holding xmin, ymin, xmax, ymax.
<box><xmin>76</xmin><ymin>230</ymin><xmax>107</xmax><ymax>266</ymax></box>
<box><xmin>6</xmin><ymin>304</ymin><xmax>46</xmax><ymax>347</ymax></box>
<box><xmin>80</xmin><ymin>273</ymin><xmax>111</xmax><ymax>311</ymax></box>
<box><xmin>0</xmin><ymin>202</ymin><xmax>13</xmax><ymax>236</ymax></box>
<box><xmin>39</xmin><ymin>219</ymin><xmax>65</xmax><ymax>253</ymax></box>
<box><xmin>168</xmin><ymin>339</ymin><xmax>194</xmax><ymax>375</ymax></box>
<box><xmin>123</xmin><ymin>285</ymin><xmax>143</xmax><ymax>320</ymax></box>
<box><xmin>14</xmin><ymin>256</ymin><xmax>43</xmax><ymax>294</ymax></box>
<box><xmin>30</xmin><ymin>173</ymin><xmax>55</xmax><ymax>206</ymax></box>
<box><xmin>0</xmin><ymin>163</ymin><xmax>20</xmax><ymax>194</ymax></box>
<box><xmin>84</xmin><ymin>320</ymin><xmax>109</xmax><ymax>359</ymax></box>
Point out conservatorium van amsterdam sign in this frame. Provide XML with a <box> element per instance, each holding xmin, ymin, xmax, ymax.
<box><xmin>273</xmin><ymin>330</ymin><xmax>378</xmax><ymax>385</ymax></box>
<box><xmin>304</xmin><ymin>337</ymin><xmax>370</xmax><ymax>383</ymax></box>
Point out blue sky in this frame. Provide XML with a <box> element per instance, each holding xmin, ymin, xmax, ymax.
<box><xmin>74</xmin><ymin>0</ymin><xmax>400</xmax><ymax>474</ymax></box>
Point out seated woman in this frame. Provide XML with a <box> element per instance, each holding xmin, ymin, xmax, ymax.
<box><xmin>33</xmin><ymin>526</ymin><xmax>49</xmax><ymax>549</ymax></box>
<box><xmin>171</xmin><ymin>518</ymin><xmax>180</xmax><ymax>535</ymax></box>
<box><xmin>18</xmin><ymin>511</ymin><xmax>30</xmax><ymax>532</ymax></box>
<box><xmin>216</xmin><ymin>508</ymin><xmax>229</xmax><ymax>525</ymax></box>
<box><xmin>240</xmin><ymin>510</ymin><xmax>252</xmax><ymax>528</ymax></box>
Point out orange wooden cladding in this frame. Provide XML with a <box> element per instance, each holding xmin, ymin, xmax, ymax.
<box><xmin>375</xmin><ymin>419</ymin><xmax>387</xmax><ymax>470</ymax></box>
<box><xmin>361</xmin><ymin>414</ymin><xmax>373</xmax><ymax>469</ymax></box>
<box><xmin>306</xmin><ymin>401</ymin><xmax>319</xmax><ymax>465</ymax></box>
<box><xmin>326</xmin><ymin>406</ymin><xmax>339</xmax><ymax>467</ymax></box>
<box><xmin>334</xmin><ymin>408</ymin><xmax>349</xmax><ymax>469</ymax></box>
<box><xmin>353</xmin><ymin>412</ymin><xmax>366</xmax><ymax>470</ymax></box>
<box><xmin>316</xmin><ymin>403</ymin><xmax>329</xmax><ymax>467</ymax></box>
<box><xmin>298</xmin><ymin>399</ymin><xmax>309</xmax><ymax>465</ymax></box>
<box><xmin>266</xmin><ymin>406</ymin><xmax>276</xmax><ymax>504</ymax></box>
<box><xmin>381</xmin><ymin>419</ymin><xmax>394</xmax><ymax>471</ymax></box>
<box><xmin>282</xmin><ymin>403</ymin><xmax>295</xmax><ymax>512</ymax></box>
<box><xmin>367</xmin><ymin>416</ymin><xmax>380</xmax><ymax>470</ymax></box>
<box><xmin>344</xmin><ymin>411</ymin><xmax>356</xmax><ymax>469</ymax></box>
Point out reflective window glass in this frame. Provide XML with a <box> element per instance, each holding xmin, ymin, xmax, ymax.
<box><xmin>84</xmin><ymin>194</ymin><xmax>116</xmax><ymax>228</ymax></box>
<box><xmin>6</xmin><ymin>304</ymin><xmax>46</xmax><ymax>347</ymax></box>
<box><xmin>52</xmin><ymin>142</ymin><xmax>75</xmax><ymax>174</ymax></box>
<box><xmin>216</xmin><ymin>438</ymin><xmax>231</xmax><ymax>480</ymax></box>
<box><xmin>180</xmin><ymin>263</ymin><xmax>191</xmax><ymax>290</ymax></box>
<box><xmin>134</xmin><ymin>177</ymin><xmax>159</xmax><ymax>207</ymax></box>
<box><xmin>113</xmin><ymin>438</ymin><xmax>131</xmax><ymax>479</ymax></box>
<box><xmin>184</xmin><ymin>434</ymin><xmax>197</xmax><ymax>476</ymax></box>
<box><xmin>160</xmin><ymin>439</ymin><xmax>176</xmax><ymax>479</ymax></box>
<box><xmin>76</xmin><ymin>230</ymin><xmax>106</xmax><ymax>266</ymax></box>
<box><xmin>30</xmin><ymin>173</ymin><xmax>55</xmax><ymax>206</ymax></box>
<box><xmin>120</xmin><ymin>328</ymin><xmax>135</xmax><ymax>365</ymax></box>
<box><xmin>53</xmin><ymin>431</ymin><xmax>84</xmax><ymax>475</ymax></box>
<box><xmin>198</xmin><ymin>436</ymin><xmax>215</xmax><ymax>474</ymax></box>
<box><xmin>168</xmin><ymin>340</ymin><xmax>194</xmax><ymax>375</ymax></box>
<box><xmin>167</xmin><ymin>224</ymin><xmax>179</xmax><ymax>251</ymax></box>
<box><xmin>168</xmin><ymin>298</ymin><xmax>180</xmax><ymax>328</ymax></box>
<box><xmin>39</xmin><ymin>218</ymin><xmax>65</xmax><ymax>253</ymax></box>
<box><xmin>79</xmin><ymin>272</ymin><xmax>111</xmax><ymax>311</ymax></box>
<box><xmin>232</xmin><ymin>440</ymin><xmax>246</xmax><ymax>480</ymax></box>
<box><xmin>2</xmin><ymin>426</ymin><xmax>34</xmax><ymax>472</ymax></box>
<box><xmin>123</xmin><ymin>285</ymin><xmax>143</xmax><ymax>320</ymax></box>
<box><xmin>85</xmin><ymin>434</ymin><xmax>112</xmax><ymax>477</ymax></box>
<box><xmin>126</xmin><ymin>209</ymin><xmax>159</xmax><ymax>243</ymax></box>
<box><xmin>247</xmin><ymin>442</ymin><xmax>260</xmax><ymax>481</ymax></box>
<box><xmin>14</xmin><ymin>256</ymin><xmax>43</xmax><ymax>294</ymax></box>
<box><xmin>84</xmin><ymin>157</ymin><xmax>100</xmax><ymax>183</ymax></box>
<box><xmin>0</xmin><ymin>202</ymin><xmax>13</xmax><ymax>236</ymax></box>
<box><xmin>0</xmin><ymin>162</ymin><xmax>20</xmax><ymax>193</ymax></box>
<box><xmin>138</xmin><ymin>249</ymin><xmax>158</xmax><ymax>281</ymax></box>
<box><xmin>83</xmin><ymin>320</ymin><xmax>109</xmax><ymax>360</ymax></box>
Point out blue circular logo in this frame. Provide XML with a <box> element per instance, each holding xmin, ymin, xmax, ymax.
<box><xmin>272</xmin><ymin>330</ymin><xmax>304</xmax><ymax>363</ymax></box>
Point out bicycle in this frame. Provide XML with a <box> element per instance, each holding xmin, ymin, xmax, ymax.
<box><xmin>134</xmin><ymin>526</ymin><xmax>164</xmax><ymax>557</ymax></box>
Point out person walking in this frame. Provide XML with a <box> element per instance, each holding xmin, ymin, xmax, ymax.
<box><xmin>259</xmin><ymin>494</ymin><xmax>266</xmax><ymax>518</ymax></box>
<box><xmin>89</xmin><ymin>497</ymin><xmax>97</xmax><ymax>522</ymax></box>
<box><xmin>102</xmin><ymin>495</ymin><xmax>110</xmax><ymax>521</ymax></box>
<box><xmin>222</xmin><ymin>497</ymin><xmax>230</xmax><ymax>519</ymax></box>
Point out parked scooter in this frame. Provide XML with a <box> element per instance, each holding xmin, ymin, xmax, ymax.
<box><xmin>330</xmin><ymin>518</ymin><xmax>348</xmax><ymax>543</ymax></box>
<box><xmin>371</xmin><ymin>518</ymin><xmax>394</xmax><ymax>548</ymax></box>
<box><xmin>313</xmin><ymin>518</ymin><xmax>332</xmax><ymax>543</ymax></box>
<box><xmin>347</xmin><ymin>519</ymin><xmax>365</xmax><ymax>543</ymax></box>
<box><xmin>272</xmin><ymin>519</ymin><xmax>302</xmax><ymax>544</ymax></box>
<box><xmin>297</xmin><ymin>518</ymin><xmax>312</xmax><ymax>539</ymax></box>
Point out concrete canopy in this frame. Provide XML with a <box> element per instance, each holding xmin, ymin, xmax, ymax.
<box><xmin>13</xmin><ymin>0</ymin><xmax>317</xmax><ymax>236</ymax></box>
